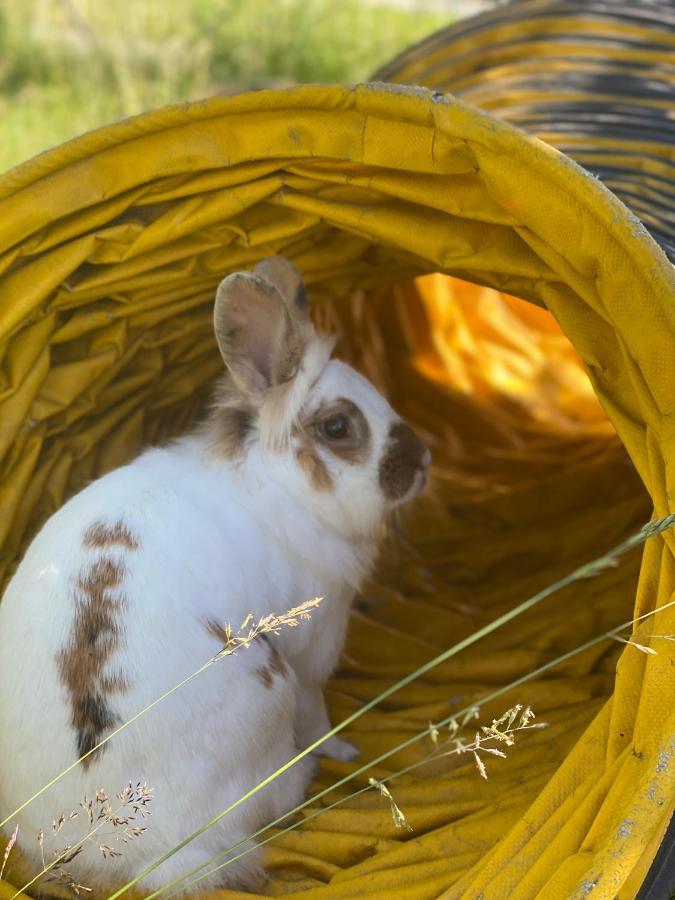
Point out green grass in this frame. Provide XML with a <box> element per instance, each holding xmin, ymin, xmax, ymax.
<box><xmin>0</xmin><ymin>0</ymin><xmax>452</xmax><ymax>174</ymax></box>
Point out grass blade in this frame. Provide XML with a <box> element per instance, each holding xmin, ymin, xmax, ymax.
<box><xmin>152</xmin><ymin>591</ymin><xmax>675</xmax><ymax>897</ymax></box>
<box><xmin>109</xmin><ymin>514</ymin><xmax>675</xmax><ymax>898</ymax></box>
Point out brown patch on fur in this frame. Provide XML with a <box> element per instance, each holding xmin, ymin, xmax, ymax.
<box><xmin>268</xmin><ymin>644</ymin><xmax>289</xmax><ymax>679</ymax></box>
<box><xmin>379</xmin><ymin>421</ymin><xmax>428</xmax><ymax>501</ymax></box>
<box><xmin>57</xmin><ymin>558</ymin><xmax>128</xmax><ymax>768</ymax></box>
<box><xmin>254</xmin><ymin>642</ymin><xmax>288</xmax><ymax>688</ymax></box>
<box><xmin>255</xmin><ymin>666</ymin><xmax>274</xmax><ymax>688</ymax></box>
<box><xmin>304</xmin><ymin>397</ymin><xmax>372</xmax><ymax>465</ymax></box>
<box><xmin>296</xmin><ymin>441</ymin><xmax>334</xmax><ymax>491</ymax></box>
<box><xmin>83</xmin><ymin>520</ymin><xmax>139</xmax><ymax>550</ymax></box>
<box><xmin>205</xmin><ymin>618</ymin><xmax>229</xmax><ymax>645</ymax></box>
<box><xmin>206</xmin><ymin>625</ymin><xmax>288</xmax><ymax>687</ymax></box>
<box><xmin>213</xmin><ymin>405</ymin><xmax>255</xmax><ymax>458</ymax></box>
<box><xmin>202</xmin><ymin>375</ymin><xmax>256</xmax><ymax>459</ymax></box>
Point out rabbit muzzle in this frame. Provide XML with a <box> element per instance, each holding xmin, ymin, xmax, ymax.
<box><xmin>378</xmin><ymin>421</ymin><xmax>431</xmax><ymax>504</ymax></box>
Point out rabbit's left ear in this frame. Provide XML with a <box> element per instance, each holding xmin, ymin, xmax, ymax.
<box><xmin>214</xmin><ymin>272</ymin><xmax>306</xmax><ymax>397</ymax></box>
<box><xmin>254</xmin><ymin>256</ymin><xmax>309</xmax><ymax>320</ymax></box>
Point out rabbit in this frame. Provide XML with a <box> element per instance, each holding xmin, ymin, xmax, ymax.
<box><xmin>0</xmin><ymin>256</ymin><xmax>430</xmax><ymax>896</ymax></box>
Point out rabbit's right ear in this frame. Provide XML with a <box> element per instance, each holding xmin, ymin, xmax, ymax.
<box><xmin>253</xmin><ymin>256</ymin><xmax>309</xmax><ymax>319</ymax></box>
<box><xmin>214</xmin><ymin>272</ymin><xmax>306</xmax><ymax>397</ymax></box>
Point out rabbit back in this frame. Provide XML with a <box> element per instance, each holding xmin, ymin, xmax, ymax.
<box><xmin>0</xmin><ymin>442</ymin><xmax>314</xmax><ymax>892</ymax></box>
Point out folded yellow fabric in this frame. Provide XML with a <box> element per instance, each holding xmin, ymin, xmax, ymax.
<box><xmin>0</xmin><ymin>84</ymin><xmax>673</xmax><ymax>898</ymax></box>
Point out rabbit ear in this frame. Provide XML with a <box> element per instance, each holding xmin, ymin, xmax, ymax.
<box><xmin>254</xmin><ymin>256</ymin><xmax>309</xmax><ymax>319</ymax></box>
<box><xmin>214</xmin><ymin>272</ymin><xmax>306</xmax><ymax>397</ymax></box>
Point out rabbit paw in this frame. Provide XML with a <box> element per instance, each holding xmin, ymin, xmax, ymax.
<box><xmin>313</xmin><ymin>736</ymin><xmax>359</xmax><ymax>762</ymax></box>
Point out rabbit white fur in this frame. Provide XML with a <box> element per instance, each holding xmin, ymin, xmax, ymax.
<box><xmin>0</xmin><ymin>258</ymin><xmax>429</xmax><ymax>895</ymax></box>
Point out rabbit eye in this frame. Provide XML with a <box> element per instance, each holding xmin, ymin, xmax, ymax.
<box><xmin>308</xmin><ymin>399</ymin><xmax>371</xmax><ymax>462</ymax></box>
<box><xmin>321</xmin><ymin>414</ymin><xmax>350</xmax><ymax>440</ymax></box>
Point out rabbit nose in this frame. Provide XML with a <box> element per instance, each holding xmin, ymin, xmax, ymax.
<box><xmin>397</xmin><ymin>422</ymin><xmax>429</xmax><ymax>468</ymax></box>
<box><xmin>378</xmin><ymin>421</ymin><xmax>431</xmax><ymax>502</ymax></box>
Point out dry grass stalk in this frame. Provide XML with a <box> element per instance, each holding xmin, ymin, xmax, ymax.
<box><xmin>13</xmin><ymin>783</ymin><xmax>152</xmax><ymax>899</ymax></box>
<box><xmin>158</xmin><ymin>701</ymin><xmax>546</xmax><ymax>897</ymax></box>
<box><xmin>368</xmin><ymin>779</ymin><xmax>412</xmax><ymax>832</ymax></box>
<box><xmin>4</xmin><ymin>601</ymin><xmax>323</xmax><ymax>896</ymax></box>
<box><xmin>434</xmin><ymin>704</ymin><xmax>547</xmax><ymax>781</ymax></box>
<box><xmin>368</xmin><ymin>705</ymin><xmax>544</xmax><ymax>832</ymax></box>
<box><xmin>215</xmin><ymin>598</ymin><xmax>323</xmax><ymax>657</ymax></box>
<box><xmin>610</xmin><ymin>635</ymin><xmax>657</xmax><ymax>655</ymax></box>
<box><xmin>0</xmin><ymin>824</ymin><xmax>18</xmax><ymax>881</ymax></box>
<box><xmin>134</xmin><ymin>518</ymin><xmax>675</xmax><ymax>900</ymax></box>
<box><xmin>0</xmin><ymin>598</ymin><xmax>323</xmax><ymax>838</ymax></box>
<box><xmin>163</xmin><ymin>590</ymin><xmax>675</xmax><ymax>900</ymax></box>
<box><xmin>610</xmin><ymin>630</ymin><xmax>674</xmax><ymax>655</ymax></box>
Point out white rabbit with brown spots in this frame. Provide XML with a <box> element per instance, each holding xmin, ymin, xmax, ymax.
<box><xmin>0</xmin><ymin>257</ymin><xmax>430</xmax><ymax>895</ymax></box>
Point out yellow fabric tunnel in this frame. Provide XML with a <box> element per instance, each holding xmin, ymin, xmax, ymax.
<box><xmin>376</xmin><ymin>0</ymin><xmax>675</xmax><ymax>264</ymax></box>
<box><xmin>0</xmin><ymin>81</ymin><xmax>673</xmax><ymax>899</ymax></box>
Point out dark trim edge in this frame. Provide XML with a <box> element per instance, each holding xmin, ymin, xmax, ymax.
<box><xmin>637</xmin><ymin>811</ymin><xmax>675</xmax><ymax>900</ymax></box>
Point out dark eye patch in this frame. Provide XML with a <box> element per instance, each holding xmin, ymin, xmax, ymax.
<box><xmin>306</xmin><ymin>398</ymin><xmax>372</xmax><ymax>464</ymax></box>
